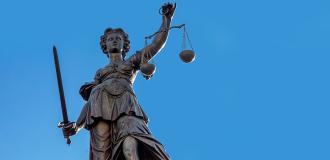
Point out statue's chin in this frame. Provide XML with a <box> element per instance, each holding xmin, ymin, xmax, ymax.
<box><xmin>109</xmin><ymin>48</ymin><xmax>121</xmax><ymax>53</ymax></box>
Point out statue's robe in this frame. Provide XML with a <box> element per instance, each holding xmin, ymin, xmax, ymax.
<box><xmin>77</xmin><ymin>52</ymin><xmax>170</xmax><ymax>160</ymax></box>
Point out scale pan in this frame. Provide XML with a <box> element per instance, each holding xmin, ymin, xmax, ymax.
<box><xmin>141</xmin><ymin>63</ymin><xmax>156</xmax><ymax>76</ymax></box>
<box><xmin>179</xmin><ymin>50</ymin><xmax>196</xmax><ymax>63</ymax></box>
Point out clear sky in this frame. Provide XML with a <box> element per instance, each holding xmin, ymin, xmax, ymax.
<box><xmin>0</xmin><ymin>0</ymin><xmax>330</xmax><ymax>159</ymax></box>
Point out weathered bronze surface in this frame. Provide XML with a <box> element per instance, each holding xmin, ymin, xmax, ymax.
<box><xmin>58</xmin><ymin>3</ymin><xmax>178</xmax><ymax>160</ymax></box>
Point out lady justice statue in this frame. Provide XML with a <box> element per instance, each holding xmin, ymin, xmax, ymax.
<box><xmin>58</xmin><ymin>3</ymin><xmax>178</xmax><ymax>160</ymax></box>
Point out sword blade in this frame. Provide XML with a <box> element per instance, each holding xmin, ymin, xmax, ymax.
<box><xmin>53</xmin><ymin>46</ymin><xmax>69</xmax><ymax>123</ymax></box>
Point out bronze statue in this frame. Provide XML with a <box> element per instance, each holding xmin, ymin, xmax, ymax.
<box><xmin>59</xmin><ymin>3</ymin><xmax>177</xmax><ymax>160</ymax></box>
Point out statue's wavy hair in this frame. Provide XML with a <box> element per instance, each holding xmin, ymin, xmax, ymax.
<box><xmin>100</xmin><ymin>28</ymin><xmax>130</xmax><ymax>58</ymax></box>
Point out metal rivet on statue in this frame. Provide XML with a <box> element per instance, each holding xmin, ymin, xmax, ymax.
<box><xmin>179</xmin><ymin>50</ymin><xmax>195</xmax><ymax>63</ymax></box>
<box><xmin>141</xmin><ymin>63</ymin><xmax>156</xmax><ymax>76</ymax></box>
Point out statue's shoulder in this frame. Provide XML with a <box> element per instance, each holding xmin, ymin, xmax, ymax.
<box><xmin>95</xmin><ymin>67</ymin><xmax>104</xmax><ymax>74</ymax></box>
<box><xmin>126</xmin><ymin>51</ymin><xmax>142</xmax><ymax>68</ymax></box>
<box><xmin>94</xmin><ymin>66</ymin><xmax>108</xmax><ymax>80</ymax></box>
<box><xmin>95</xmin><ymin>67</ymin><xmax>103</xmax><ymax>75</ymax></box>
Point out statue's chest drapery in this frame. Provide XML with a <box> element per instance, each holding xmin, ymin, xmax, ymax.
<box><xmin>86</xmin><ymin>59</ymin><xmax>148</xmax><ymax>125</ymax></box>
<box><xmin>93</xmin><ymin>61</ymin><xmax>138</xmax><ymax>96</ymax></box>
<box><xmin>97</xmin><ymin>61</ymin><xmax>138</xmax><ymax>83</ymax></box>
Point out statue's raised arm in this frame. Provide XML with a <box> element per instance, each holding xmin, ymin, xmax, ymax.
<box><xmin>132</xmin><ymin>3</ymin><xmax>176</xmax><ymax>64</ymax></box>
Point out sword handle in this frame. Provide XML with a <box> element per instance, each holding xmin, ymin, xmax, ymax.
<box><xmin>66</xmin><ymin>138</ymin><xmax>71</xmax><ymax>145</ymax></box>
<box><xmin>58</xmin><ymin>121</ymin><xmax>75</xmax><ymax>145</ymax></box>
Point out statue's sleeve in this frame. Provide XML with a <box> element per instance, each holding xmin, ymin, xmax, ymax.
<box><xmin>79</xmin><ymin>69</ymin><xmax>102</xmax><ymax>101</ymax></box>
<box><xmin>128</xmin><ymin>51</ymin><xmax>143</xmax><ymax>69</ymax></box>
<box><xmin>76</xmin><ymin>102</ymin><xmax>88</xmax><ymax>129</ymax></box>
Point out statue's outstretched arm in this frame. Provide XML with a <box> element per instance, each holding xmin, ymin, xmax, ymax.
<box><xmin>137</xmin><ymin>3</ymin><xmax>176</xmax><ymax>63</ymax></box>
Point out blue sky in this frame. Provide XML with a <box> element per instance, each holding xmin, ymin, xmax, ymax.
<box><xmin>0</xmin><ymin>0</ymin><xmax>330</xmax><ymax>159</ymax></box>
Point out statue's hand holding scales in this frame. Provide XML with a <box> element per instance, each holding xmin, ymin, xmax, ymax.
<box><xmin>162</xmin><ymin>2</ymin><xmax>176</xmax><ymax>18</ymax></box>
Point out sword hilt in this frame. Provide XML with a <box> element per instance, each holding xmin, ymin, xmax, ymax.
<box><xmin>58</xmin><ymin>121</ymin><xmax>75</xmax><ymax>145</ymax></box>
<box><xmin>66</xmin><ymin>138</ymin><xmax>71</xmax><ymax>145</ymax></box>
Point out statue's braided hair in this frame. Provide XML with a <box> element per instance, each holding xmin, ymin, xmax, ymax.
<box><xmin>100</xmin><ymin>28</ymin><xmax>130</xmax><ymax>58</ymax></box>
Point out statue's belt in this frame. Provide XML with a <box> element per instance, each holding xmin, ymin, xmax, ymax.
<box><xmin>103</xmin><ymin>80</ymin><xmax>134</xmax><ymax>96</ymax></box>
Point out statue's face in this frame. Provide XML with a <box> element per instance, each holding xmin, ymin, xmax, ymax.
<box><xmin>105</xmin><ymin>32</ymin><xmax>124</xmax><ymax>53</ymax></box>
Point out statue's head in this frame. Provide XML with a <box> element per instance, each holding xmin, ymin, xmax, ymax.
<box><xmin>100</xmin><ymin>28</ymin><xmax>130</xmax><ymax>58</ymax></box>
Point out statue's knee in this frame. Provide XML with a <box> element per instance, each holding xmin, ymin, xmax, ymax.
<box><xmin>123</xmin><ymin>136</ymin><xmax>138</xmax><ymax>159</ymax></box>
<box><xmin>123</xmin><ymin>136</ymin><xmax>137</xmax><ymax>151</ymax></box>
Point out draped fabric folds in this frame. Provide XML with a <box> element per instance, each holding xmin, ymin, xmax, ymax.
<box><xmin>77</xmin><ymin>52</ymin><xmax>170</xmax><ymax>160</ymax></box>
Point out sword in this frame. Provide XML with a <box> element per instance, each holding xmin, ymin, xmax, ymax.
<box><xmin>53</xmin><ymin>46</ymin><xmax>71</xmax><ymax>145</ymax></box>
